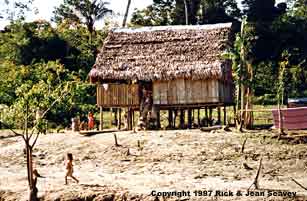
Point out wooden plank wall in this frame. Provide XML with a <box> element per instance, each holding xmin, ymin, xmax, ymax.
<box><xmin>218</xmin><ymin>81</ymin><xmax>233</xmax><ymax>103</ymax></box>
<box><xmin>97</xmin><ymin>84</ymin><xmax>139</xmax><ymax>107</ymax></box>
<box><xmin>153</xmin><ymin>79</ymin><xmax>232</xmax><ymax>105</ymax></box>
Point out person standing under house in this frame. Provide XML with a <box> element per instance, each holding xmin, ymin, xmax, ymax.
<box><xmin>88</xmin><ymin>112</ymin><xmax>95</xmax><ymax>130</ymax></box>
<box><xmin>143</xmin><ymin>90</ymin><xmax>153</xmax><ymax>118</ymax></box>
<box><xmin>123</xmin><ymin>111</ymin><xmax>128</xmax><ymax>130</ymax></box>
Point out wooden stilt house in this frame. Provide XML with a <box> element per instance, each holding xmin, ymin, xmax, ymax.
<box><xmin>89</xmin><ymin>23</ymin><xmax>237</xmax><ymax>130</ymax></box>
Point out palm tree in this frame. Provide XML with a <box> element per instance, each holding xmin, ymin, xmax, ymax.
<box><xmin>53</xmin><ymin>0</ymin><xmax>112</xmax><ymax>35</ymax></box>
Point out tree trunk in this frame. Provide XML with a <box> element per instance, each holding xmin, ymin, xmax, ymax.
<box><xmin>235</xmin><ymin>82</ymin><xmax>240</xmax><ymax>126</ymax></box>
<box><xmin>278</xmin><ymin>102</ymin><xmax>285</xmax><ymax>137</ymax></box>
<box><xmin>99</xmin><ymin>106</ymin><xmax>103</xmax><ymax>131</ymax></box>
<box><xmin>244</xmin><ymin>62</ymin><xmax>254</xmax><ymax>129</ymax></box>
<box><xmin>183</xmin><ymin>0</ymin><xmax>189</xmax><ymax>25</ymax></box>
<box><xmin>122</xmin><ymin>0</ymin><xmax>132</xmax><ymax>27</ymax></box>
<box><xmin>239</xmin><ymin>84</ymin><xmax>244</xmax><ymax>132</ymax></box>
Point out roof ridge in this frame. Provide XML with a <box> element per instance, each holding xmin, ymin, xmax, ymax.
<box><xmin>112</xmin><ymin>23</ymin><xmax>233</xmax><ymax>33</ymax></box>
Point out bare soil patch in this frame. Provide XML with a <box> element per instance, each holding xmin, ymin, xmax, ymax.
<box><xmin>1</xmin><ymin>129</ymin><xmax>307</xmax><ymax>200</ymax></box>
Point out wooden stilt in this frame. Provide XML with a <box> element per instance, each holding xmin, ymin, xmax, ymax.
<box><xmin>168</xmin><ymin>109</ymin><xmax>173</xmax><ymax>128</ymax></box>
<box><xmin>114</xmin><ymin>108</ymin><xmax>118</xmax><ymax>126</ymax></box>
<box><xmin>188</xmin><ymin>109</ymin><xmax>192</xmax><ymax>129</ymax></box>
<box><xmin>110</xmin><ymin>108</ymin><xmax>113</xmax><ymax>127</ymax></box>
<box><xmin>173</xmin><ymin>110</ymin><xmax>177</xmax><ymax>128</ymax></box>
<box><xmin>197</xmin><ymin>108</ymin><xmax>200</xmax><ymax>127</ymax></box>
<box><xmin>192</xmin><ymin>109</ymin><xmax>195</xmax><ymax>126</ymax></box>
<box><xmin>132</xmin><ymin>109</ymin><xmax>135</xmax><ymax>129</ymax></box>
<box><xmin>180</xmin><ymin>109</ymin><xmax>185</xmax><ymax>129</ymax></box>
<box><xmin>209</xmin><ymin>107</ymin><xmax>213</xmax><ymax>126</ymax></box>
<box><xmin>127</xmin><ymin>108</ymin><xmax>132</xmax><ymax>130</ymax></box>
<box><xmin>217</xmin><ymin>107</ymin><xmax>221</xmax><ymax>125</ymax></box>
<box><xmin>99</xmin><ymin>106</ymin><xmax>103</xmax><ymax>131</ymax></box>
<box><xmin>224</xmin><ymin>106</ymin><xmax>227</xmax><ymax>125</ymax></box>
<box><xmin>233</xmin><ymin>105</ymin><xmax>237</xmax><ymax>126</ymax></box>
<box><xmin>118</xmin><ymin>108</ymin><xmax>122</xmax><ymax>130</ymax></box>
<box><xmin>157</xmin><ymin>109</ymin><xmax>161</xmax><ymax>129</ymax></box>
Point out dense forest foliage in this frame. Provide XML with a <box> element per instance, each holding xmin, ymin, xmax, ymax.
<box><xmin>0</xmin><ymin>0</ymin><xmax>307</xmax><ymax>128</ymax></box>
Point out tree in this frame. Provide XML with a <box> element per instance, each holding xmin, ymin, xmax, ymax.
<box><xmin>0</xmin><ymin>59</ymin><xmax>77</xmax><ymax>200</ymax></box>
<box><xmin>0</xmin><ymin>21</ymin><xmax>73</xmax><ymax>66</ymax></box>
<box><xmin>290</xmin><ymin>0</ymin><xmax>307</xmax><ymax>19</ymax></box>
<box><xmin>0</xmin><ymin>0</ymin><xmax>37</xmax><ymax>22</ymax></box>
<box><xmin>130</xmin><ymin>0</ymin><xmax>175</xmax><ymax>26</ymax></box>
<box><xmin>173</xmin><ymin>0</ymin><xmax>201</xmax><ymax>25</ymax></box>
<box><xmin>242</xmin><ymin>0</ymin><xmax>288</xmax><ymax>22</ymax></box>
<box><xmin>223</xmin><ymin>18</ymin><xmax>254</xmax><ymax>130</ymax></box>
<box><xmin>242</xmin><ymin>0</ymin><xmax>276</xmax><ymax>22</ymax></box>
<box><xmin>53</xmin><ymin>0</ymin><xmax>112</xmax><ymax>36</ymax></box>
<box><xmin>199</xmin><ymin>0</ymin><xmax>241</xmax><ymax>24</ymax></box>
<box><xmin>130</xmin><ymin>0</ymin><xmax>241</xmax><ymax>26</ymax></box>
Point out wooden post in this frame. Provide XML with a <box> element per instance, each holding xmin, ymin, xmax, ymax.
<box><xmin>168</xmin><ymin>109</ymin><xmax>173</xmax><ymax>128</ymax></box>
<box><xmin>192</xmin><ymin>109</ymin><xmax>195</xmax><ymax>126</ymax></box>
<box><xmin>118</xmin><ymin>108</ymin><xmax>122</xmax><ymax>130</ymax></box>
<box><xmin>209</xmin><ymin>107</ymin><xmax>213</xmax><ymax>126</ymax></box>
<box><xmin>217</xmin><ymin>107</ymin><xmax>221</xmax><ymax>125</ymax></box>
<box><xmin>127</xmin><ymin>108</ymin><xmax>133</xmax><ymax>130</ymax></box>
<box><xmin>114</xmin><ymin>108</ymin><xmax>118</xmax><ymax>126</ymax></box>
<box><xmin>188</xmin><ymin>109</ymin><xmax>192</xmax><ymax>129</ymax></box>
<box><xmin>99</xmin><ymin>106</ymin><xmax>103</xmax><ymax>131</ymax></box>
<box><xmin>197</xmin><ymin>108</ymin><xmax>200</xmax><ymax>127</ymax></box>
<box><xmin>174</xmin><ymin>109</ymin><xmax>177</xmax><ymax>128</ymax></box>
<box><xmin>132</xmin><ymin>109</ymin><xmax>135</xmax><ymax>129</ymax></box>
<box><xmin>110</xmin><ymin>107</ymin><xmax>113</xmax><ymax>128</ymax></box>
<box><xmin>157</xmin><ymin>109</ymin><xmax>161</xmax><ymax>129</ymax></box>
<box><xmin>180</xmin><ymin>109</ymin><xmax>185</xmax><ymax>129</ymax></box>
<box><xmin>224</xmin><ymin>106</ymin><xmax>227</xmax><ymax>125</ymax></box>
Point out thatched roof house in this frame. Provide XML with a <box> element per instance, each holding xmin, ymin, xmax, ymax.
<box><xmin>90</xmin><ymin>23</ymin><xmax>237</xmax><ymax>130</ymax></box>
<box><xmin>89</xmin><ymin>23</ymin><xmax>235</xmax><ymax>82</ymax></box>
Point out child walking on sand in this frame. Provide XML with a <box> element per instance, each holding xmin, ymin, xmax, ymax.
<box><xmin>65</xmin><ymin>153</ymin><xmax>79</xmax><ymax>185</ymax></box>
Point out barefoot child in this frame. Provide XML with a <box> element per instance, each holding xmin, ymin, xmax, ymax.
<box><xmin>65</xmin><ymin>153</ymin><xmax>79</xmax><ymax>184</ymax></box>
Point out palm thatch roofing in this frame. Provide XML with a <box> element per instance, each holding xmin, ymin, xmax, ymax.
<box><xmin>89</xmin><ymin>23</ymin><xmax>236</xmax><ymax>82</ymax></box>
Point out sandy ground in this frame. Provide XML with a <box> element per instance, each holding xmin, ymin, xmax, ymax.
<box><xmin>1</xmin><ymin>128</ymin><xmax>307</xmax><ymax>200</ymax></box>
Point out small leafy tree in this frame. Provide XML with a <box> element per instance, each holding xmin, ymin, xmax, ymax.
<box><xmin>276</xmin><ymin>51</ymin><xmax>288</xmax><ymax>136</ymax></box>
<box><xmin>0</xmin><ymin>61</ymin><xmax>77</xmax><ymax>201</ymax></box>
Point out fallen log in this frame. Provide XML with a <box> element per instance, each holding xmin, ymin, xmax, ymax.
<box><xmin>200</xmin><ymin>125</ymin><xmax>231</xmax><ymax>132</ymax></box>
<box><xmin>200</xmin><ymin>125</ymin><xmax>222</xmax><ymax>132</ymax></box>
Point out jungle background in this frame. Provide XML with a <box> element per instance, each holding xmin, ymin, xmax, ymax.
<box><xmin>0</xmin><ymin>0</ymin><xmax>307</xmax><ymax>129</ymax></box>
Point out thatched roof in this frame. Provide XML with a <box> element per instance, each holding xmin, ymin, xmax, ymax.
<box><xmin>90</xmin><ymin>23</ymin><xmax>236</xmax><ymax>82</ymax></box>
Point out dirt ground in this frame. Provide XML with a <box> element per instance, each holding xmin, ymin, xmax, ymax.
<box><xmin>1</xmin><ymin>128</ymin><xmax>307</xmax><ymax>201</ymax></box>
